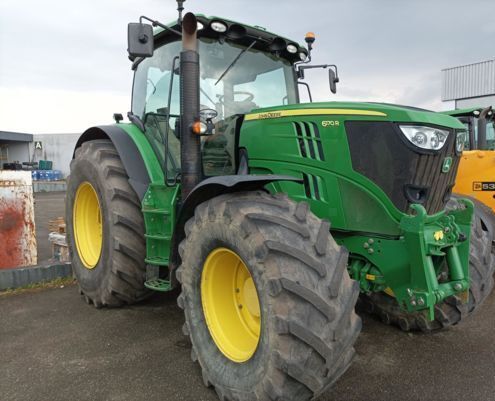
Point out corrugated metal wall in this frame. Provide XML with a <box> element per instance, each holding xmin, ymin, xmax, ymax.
<box><xmin>442</xmin><ymin>59</ymin><xmax>495</xmax><ymax>101</ymax></box>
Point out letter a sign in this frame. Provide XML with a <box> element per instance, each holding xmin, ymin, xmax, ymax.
<box><xmin>34</xmin><ymin>141</ymin><xmax>42</xmax><ymax>150</ymax></box>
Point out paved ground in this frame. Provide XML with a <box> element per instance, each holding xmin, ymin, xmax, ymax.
<box><xmin>1</xmin><ymin>285</ymin><xmax>494</xmax><ymax>401</ymax></box>
<box><xmin>34</xmin><ymin>191</ymin><xmax>65</xmax><ymax>264</ymax></box>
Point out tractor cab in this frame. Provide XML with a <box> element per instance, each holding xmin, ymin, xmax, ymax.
<box><xmin>443</xmin><ymin>107</ymin><xmax>495</xmax><ymax>212</ymax></box>
<box><xmin>130</xmin><ymin>16</ymin><xmax>300</xmax><ymax>180</ymax></box>
<box><xmin>443</xmin><ymin>107</ymin><xmax>495</xmax><ymax>150</ymax></box>
<box><xmin>128</xmin><ymin>15</ymin><xmax>335</xmax><ymax>179</ymax></box>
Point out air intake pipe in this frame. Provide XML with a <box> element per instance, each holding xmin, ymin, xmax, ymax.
<box><xmin>180</xmin><ymin>12</ymin><xmax>201</xmax><ymax>199</ymax></box>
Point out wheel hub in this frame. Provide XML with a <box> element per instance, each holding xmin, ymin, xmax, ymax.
<box><xmin>73</xmin><ymin>181</ymin><xmax>103</xmax><ymax>269</ymax></box>
<box><xmin>201</xmin><ymin>247</ymin><xmax>261</xmax><ymax>362</ymax></box>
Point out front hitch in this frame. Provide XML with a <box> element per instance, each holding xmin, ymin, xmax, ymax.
<box><xmin>397</xmin><ymin>200</ymin><xmax>473</xmax><ymax>320</ymax></box>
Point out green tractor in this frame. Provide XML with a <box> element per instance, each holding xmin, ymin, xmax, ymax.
<box><xmin>66</xmin><ymin>3</ymin><xmax>494</xmax><ymax>400</ymax></box>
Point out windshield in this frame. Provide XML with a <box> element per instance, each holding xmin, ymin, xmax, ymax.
<box><xmin>132</xmin><ymin>37</ymin><xmax>298</xmax><ymax>120</ymax></box>
<box><xmin>131</xmin><ymin>38</ymin><xmax>298</xmax><ymax>178</ymax></box>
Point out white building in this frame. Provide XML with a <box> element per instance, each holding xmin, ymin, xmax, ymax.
<box><xmin>442</xmin><ymin>58</ymin><xmax>495</xmax><ymax>109</ymax></box>
<box><xmin>0</xmin><ymin>131</ymin><xmax>79</xmax><ymax>178</ymax></box>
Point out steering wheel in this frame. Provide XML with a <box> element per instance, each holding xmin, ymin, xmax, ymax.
<box><xmin>217</xmin><ymin>91</ymin><xmax>255</xmax><ymax>104</ymax></box>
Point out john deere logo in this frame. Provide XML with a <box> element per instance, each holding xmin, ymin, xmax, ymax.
<box><xmin>442</xmin><ymin>157</ymin><xmax>452</xmax><ymax>173</ymax></box>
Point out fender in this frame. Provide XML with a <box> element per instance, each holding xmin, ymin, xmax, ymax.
<box><xmin>74</xmin><ymin>125</ymin><xmax>150</xmax><ymax>200</ymax></box>
<box><xmin>169</xmin><ymin>174</ymin><xmax>303</xmax><ymax>281</ymax></box>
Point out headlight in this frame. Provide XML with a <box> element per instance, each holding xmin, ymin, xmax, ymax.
<box><xmin>286</xmin><ymin>44</ymin><xmax>298</xmax><ymax>54</ymax></box>
<box><xmin>210</xmin><ymin>21</ymin><xmax>227</xmax><ymax>33</ymax></box>
<box><xmin>399</xmin><ymin>125</ymin><xmax>449</xmax><ymax>151</ymax></box>
<box><xmin>299</xmin><ymin>51</ymin><xmax>308</xmax><ymax>61</ymax></box>
<box><xmin>456</xmin><ymin>131</ymin><xmax>467</xmax><ymax>153</ymax></box>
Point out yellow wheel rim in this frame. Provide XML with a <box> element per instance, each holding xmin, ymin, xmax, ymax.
<box><xmin>73</xmin><ymin>182</ymin><xmax>103</xmax><ymax>269</ymax></box>
<box><xmin>201</xmin><ymin>248</ymin><xmax>261</xmax><ymax>362</ymax></box>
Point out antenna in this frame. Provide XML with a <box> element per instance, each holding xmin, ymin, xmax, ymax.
<box><xmin>177</xmin><ymin>0</ymin><xmax>186</xmax><ymax>24</ymax></box>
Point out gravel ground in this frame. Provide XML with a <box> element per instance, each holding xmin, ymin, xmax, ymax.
<box><xmin>1</xmin><ymin>284</ymin><xmax>494</xmax><ymax>401</ymax></box>
<box><xmin>15</xmin><ymin>191</ymin><xmax>494</xmax><ymax>400</ymax></box>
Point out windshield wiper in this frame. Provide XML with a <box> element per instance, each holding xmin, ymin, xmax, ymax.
<box><xmin>215</xmin><ymin>39</ymin><xmax>257</xmax><ymax>86</ymax></box>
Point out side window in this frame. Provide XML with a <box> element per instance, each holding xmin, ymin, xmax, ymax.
<box><xmin>461</xmin><ymin>121</ymin><xmax>471</xmax><ymax>150</ymax></box>
<box><xmin>131</xmin><ymin>41</ymin><xmax>182</xmax><ymax>178</ymax></box>
<box><xmin>487</xmin><ymin>122</ymin><xmax>495</xmax><ymax>150</ymax></box>
<box><xmin>145</xmin><ymin>69</ymin><xmax>180</xmax><ymax>116</ymax></box>
<box><xmin>132</xmin><ymin>41</ymin><xmax>181</xmax><ymax>119</ymax></box>
<box><xmin>202</xmin><ymin>116</ymin><xmax>238</xmax><ymax>177</ymax></box>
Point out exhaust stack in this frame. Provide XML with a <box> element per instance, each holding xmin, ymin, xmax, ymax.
<box><xmin>477</xmin><ymin>106</ymin><xmax>492</xmax><ymax>150</ymax></box>
<box><xmin>180</xmin><ymin>12</ymin><xmax>201</xmax><ymax>199</ymax></box>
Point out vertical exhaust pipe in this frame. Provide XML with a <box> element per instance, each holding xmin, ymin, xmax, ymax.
<box><xmin>477</xmin><ymin>106</ymin><xmax>492</xmax><ymax>150</ymax></box>
<box><xmin>180</xmin><ymin>12</ymin><xmax>201</xmax><ymax>199</ymax></box>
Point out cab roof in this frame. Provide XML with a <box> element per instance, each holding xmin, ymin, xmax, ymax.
<box><xmin>152</xmin><ymin>14</ymin><xmax>307</xmax><ymax>64</ymax></box>
<box><xmin>442</xmin><ymin>107</ymin><xmax>483</xmax><ymax>118</ymax></box>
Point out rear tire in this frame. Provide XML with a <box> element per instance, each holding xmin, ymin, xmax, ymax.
<box><xmin>457</xmin><ymin>194</ymin><xmax>495</xmax><ymax>254</ymax></box>
<box><xmin>176</xmin><ymin>191</ymin><xmax>361</xmax><ymax>400</ymax></box>
<box><xmin>66</xmin><ymin>139</ymin><xmax>150</xmax><ymax>307</ymax></box>
<box><xmin>359</xmin><ymin>196</ymin><xmax>495</xmax><ymax>332</ymax></box>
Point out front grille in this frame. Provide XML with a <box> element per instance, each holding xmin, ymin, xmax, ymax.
<box><xmin>411</xmin><ymin>137</ymin><xmax>459</xmax><ymax>213</ymax></box>
<box><xmin>345</xmin><ymin>121</ymin><xmax>460</xmax><ymax>214</ymax></box>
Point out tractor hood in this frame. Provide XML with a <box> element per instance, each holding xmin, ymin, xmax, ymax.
<box><xmin>246</xmin><ymin>101</ymin><xmax>466</xmax><ymax>129</ymax></box>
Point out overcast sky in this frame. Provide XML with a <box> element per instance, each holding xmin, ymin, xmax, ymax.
<box><xmin>0</xmin><ymin>0</ymin><xmax>493</xmax><ymax>134</ymax></box>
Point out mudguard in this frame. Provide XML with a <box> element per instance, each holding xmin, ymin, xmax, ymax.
<box><xmin>169</xmin><ymin>174</ymin><xmax>303</xmax><ymax>277</ymax></box>
<box><xmin>73</xmin><ymin>125</ymin><xmax>150</xmax><ymax>200</ymax></box>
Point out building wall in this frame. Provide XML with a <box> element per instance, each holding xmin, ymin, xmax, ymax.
<box><xmin>442</xmin><ymin>59</ymin><xmax>495</xmax><ymax>101</ymax></box>
<box><xmin>0</xmin><ymin>141</ymin><xmax>31</xmax><ymax>166</ymax></box>
<box><xmin>456</xmin><ymin>95</ymin><xmax>495</xmax><ymax>109</ymax></box>
<box><xmin>9</xmin><ymin>142</ymin><xmax>31</xmax><ymax>164</ymax></box>
<box><xmin>31</xmin><ymin>134</ymin><xmax>80</xmax><ymax>177</ymax></box>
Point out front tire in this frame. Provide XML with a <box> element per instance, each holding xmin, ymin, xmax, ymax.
<box><xmin>176</xmin><ymin>191</ymin><xmax>361</xmax><ymax>400</ymax></box>
<box><xmin>66</xmin><ymin>139</ymin><xmax>150</xmax><ymax>307</ymax></box>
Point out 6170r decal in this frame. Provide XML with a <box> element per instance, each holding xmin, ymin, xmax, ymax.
<box><xmin>473</xmin><ymin>182</ymin><xmax>495</xmax><ymax>191</ymax></box>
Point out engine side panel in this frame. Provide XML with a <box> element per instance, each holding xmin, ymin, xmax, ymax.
<box><xmin>239</xmin><ymin>111</ymin><xmax>404</xmax><ymax>235</ymax></box>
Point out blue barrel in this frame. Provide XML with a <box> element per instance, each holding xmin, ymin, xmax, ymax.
<box><xmin>53</xmin><ymin>170</ymin><xmax>62</xmax><ymax>181</ymax></box>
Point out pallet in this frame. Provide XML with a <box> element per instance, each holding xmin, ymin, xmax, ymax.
<box><xmin>48</xmin><ymin>217</ymin><xmax>66</xmax><ymax>234</ymax></box>
<box><xmin>51</xmin><ymin>242</ymin><xmax>70</xmax><ymax>263</ymax></box>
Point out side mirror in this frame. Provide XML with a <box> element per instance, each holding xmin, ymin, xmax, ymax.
<box><xmin>127</xmin><ymin>23</ymin><xmax>154</xmax><ymax>58</ymax></box>
<box><xmin>329</xmin><ymin>68</ymin><xmax>339</xmax><ymax>94</ymax></box>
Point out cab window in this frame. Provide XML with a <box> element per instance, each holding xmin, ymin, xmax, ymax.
<box><xmin>131</xmin><ymin>36</ymin><xmax>298</xmax><ymax>178</ymax></box>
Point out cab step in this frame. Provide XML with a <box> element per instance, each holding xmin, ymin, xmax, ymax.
<box><xmin>145</xmin><ymin>256</ymin><xmax>169</xmax><ymax>266</ymax></box>
<box><xmin>144</xmin><ymin>278</ymin><xmax>172</xmax><ymax>292</ymax></box>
